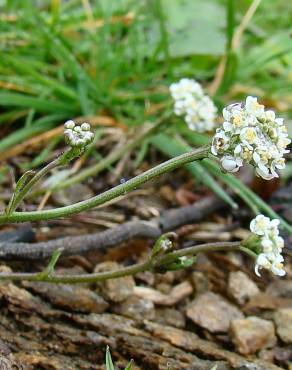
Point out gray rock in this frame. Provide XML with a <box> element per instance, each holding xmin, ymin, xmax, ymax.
<box><xmin>155</xmin><ymin>308</ymin><xmax>186</xmax><ymax>329</ymax></box>
<box><xmin>112</xmin><ymin>295</ymin><xmax>155</xmax><ymax>321</ymax></box>
<box><xmin>186</xmin><ymin>292</ymin><xmax>243</xmax><ymax>333</ymax></box>
<box><xmin>228</xmin><ymin>271</ymin><xmax>260</xmax><ymax>305</ymax></box>
<box><xmin>94</xmin><ymin>261</ymin><xmax>135</xmax><ymax>302</ymax></box>
<box><xmin>23</xmin><ymin>281</ymin><xmax>109</xmax><ymax>313</ymax></box>
<box><xmin>230</xmin><ymin>316</ymin><xmax>277</xmax><ymax>355</ymax></box>
<box><xmin>191</xmin><ymin>271</ymin><xmax>210</xmax><ymax>294</ymax></box>
<box><xmin>274</xmin><ymin>308</ymin><xmax>292</xmax><ymax>343</ymax></box>
<box><xmin>266</xmin><ymin>280</ymin><xmax>292</xmax><ymax>298</ymax></box>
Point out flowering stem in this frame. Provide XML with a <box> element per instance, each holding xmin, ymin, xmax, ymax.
<box><xmin>43</xmin><ymin>118</ymin><xmax>169</xmax><ymax>193</ymax></box>
<box><xmin>0</xmin><ymin>241</ymin><xmax>243</xmax><ymax>284</ymax></box>
<box><xmin>5</xmin><ymin>147</ymin><xmax>82</xmax><ymax>214</ymax></box>
<box><xmin>0</xmin><ymin>146</ymin><xmax>209</xmax><ymax>224</ymax></box>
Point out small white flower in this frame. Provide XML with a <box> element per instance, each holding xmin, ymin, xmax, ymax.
<box><xmin>64</xmin><ymin>120</ymin><xmax>94</xmax><ymax>148</ymax></box>
<box><xmin>221</xmin><ymin>155</ymin><xmax>242</xmax><ymax>172</ymax></box>
<box><xmin>250</xmin><ymin>214</ymin><xmax>271</xmax><ymax>236</ymax></box>
<box><xmin>256</xmin><ymin>163</ymin><xmax>276</xmax><ymax>180</ymax></box>
<box><xmin>274</xmin><ymin>235</ymin><xmax>284</xmax><ymax>249</ymax></box>
<box><xmin>265</xmin><ymin>110</ymin><xmax>276</xmax><ymax>121</ymax></box>
<box><xmin>160</xmin><ymin>239</ymin><xmax>172</xmax><ymax>251</ymax></box>
<box><xmin>211</xmin><ymin>130</ymin><xmax>230</xmax><ymax>155</ymax></box>
<box><xmin>261</xmin><ymin>238</ymin><xmax>273</xmax><ymax>252</ymax></box>
<box><xmin>81</xmin><ymin>122</ymin><xmax>91</xmax><ymax>131</ymax></box>
<box><xmin>250</xmin><ymin>215</ymin><xmax>285</xmax><ymax>277</ymax></box>
<box><xmin>64</xmin><ymin>120</ymin><xmax>75</xmax><ymax>129</ymax></box>
<box><xmin>212</xmin><ymin>96</ymin><xmax>290</xmax><ymax>179</ymax></box>
<box><xmin>174</xmin><ymin>100</ymin><xmax>186</xmax><ymax>116</ymax></box>
<box><xmin>245</xmin><ymin>96</ymin><xmax>265</xmax><ymax>119</ymax></box>
<box><xmin>170</xmin><ymin>78</ymin><xmax>217</xmax><ymax>133</ymax></box>
<box><xmin>255</xmin><ymin>253</ymin><xmax>271</xmax><ymax>276</ymax></box>
<box><xmin>240</xmin><ymin>127</ymin><xmax>258</xmax><ymax>147</ymax></box>
<box><xmin>271</xmin><ymin>254</ymin><xmax>286</xmax><ymax>276</ymax></box>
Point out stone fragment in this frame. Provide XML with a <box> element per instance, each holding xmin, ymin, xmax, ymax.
<box><xmin>134</xmin><ymin>281</ymin><xmax>193</xmax><ymax>306</ymax></box>
<box><xmin>230</xmin><ymin>316</ymin><xmax>277</xmax><ymax>355</ymax></box>
<box><xmin>155</xmin><ymin>283</ymin><xmax>172</xmax><ymax>294</ymax></box>
<box><xmin>266</xmin><ymin>280</ymin><xmax>292</xmax><ymax>298</ymax></box>
<box><xmin>186</xmin><ymin>292</ymin><xmax>243</xmax><ymax>333</ymax></box>
<box><xmin>112</xmin><ymin>296</ymin><xmax>155</xmax><ymax>321</ymax></box>
<box><xmin>155</xmin><ymin>308</ymin><xmax>186</xmax><ymax>329</ymax></box>
<box><xmin>23</xmin><ymin>282</ymin><xmax>109</xmax><ymax>313</ymax></box>
<box><xmin>144</xmin><ymin>320</ymin><xmax>282</xmax><ymax>370</ymax></box>
<box><xmin>94</xmin><ymin>261</ymin><xmax>135</xmax><ymax>302</ymax></box>
<box><xmin>228</xmin><ymin>271</ymin><xmax>260</xmax><ymax>305</ymax></box>
<box><xmin>274</xmin><ymin>308</ymin><xmax>292</xmax><ymax>343</ymax></box>
<box><xmin>191</xmin><ymin>271</ymin><xmax>210</xmax><ymax>294</ymax></box>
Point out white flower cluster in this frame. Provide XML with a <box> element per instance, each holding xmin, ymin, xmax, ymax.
<box><xmin>169</xmin><ymin>78</ymin><xmax>217</xmax><ymax>133</ymax></box>
<box><xmin>250</xmin><ymin>215</ymin><xmax>285</xmax><ymax>276</ymax></box>
<box><xmin>64</xmin><ymin>120</ymin><xmax>94</xmax><ymax>148</ymax></box>
<box><xmin>211</xmin><ymin>96</ymin><xmax>291</xmax><ymax>180</ymax></box>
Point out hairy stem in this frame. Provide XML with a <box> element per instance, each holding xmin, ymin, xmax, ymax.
<box><xmin>7</xmin><ymin>147</ymin><xmax>82</xmax><ymax>213</ymax></box>
<box><xmin>27</xmin><ymin>113</ymin><xmax>172</xmax><ymax>198</ymax></box>
<box><xmin>0</xmin><ymin>241</ymin><xmax>243</xmax><ymax>284</ymax></box>
<box><xmin>0</xmin><ymin>146</ymin><xmax>209</xmax><ymax>224</ymax></box>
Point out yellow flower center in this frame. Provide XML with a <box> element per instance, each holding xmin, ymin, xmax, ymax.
<box><xmin>242</xmin><ymin>149</ymin><xmax>252</xmax><ymax>161</ymax></box>
<box><xmin>245</xmin><ymin>128</ymin><xmax>256</xmax><ymax>143</ymax></box>
<box><xmin>252</xmin><ymin>101</ymin><xmax>263</xmax><ymax>110</ymax></box>
<box><xmin>257</xmin><ymin>219</ymin><xmax>266</xmax><ymax>229</ymax></box>
<box><xmin>232</xmin><ymin>114</ymin><xmax>243</xmax><ymax>127</ymax></box>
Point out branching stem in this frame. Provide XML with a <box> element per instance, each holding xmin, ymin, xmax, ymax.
<box><xmin>0</xmin><ymin>146</ymin><xmax>209</xmax><ymax>224</ymax></box>
<box><xmin>0</xmin><ymin>241</ymin><xmax>245</xmax><ymax>284</ymax></box>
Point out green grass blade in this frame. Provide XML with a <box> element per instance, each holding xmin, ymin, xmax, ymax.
<box><xmin>105</xmin><ymin>346</ymin><xmax>115</xmax><ymax>370</ymax></box>
<box><xmin>124</xmin><ymin>360</ymin><xmax>133</xmax><ymax>370</ymax></box>
<box><xmin>3</xmin><ymin>55</ymin><xmax>77</xmax><ymax>100</ymax></box>
<box><xmin>0</xmin><ymin>92</ymin><xmax>77</xmax><ymax>114</ymax></box>
<box><xmin>203</xmin><ymin>159</ymin><xmax>292</xmax><ymax>234</ymax></box>
<box><xmin>0</xmin><ymin>114</ymin><xmax>66</xmax><ymax>153</ymax></box>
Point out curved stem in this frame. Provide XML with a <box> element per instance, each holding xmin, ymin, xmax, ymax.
<box><xmin>0</xmin><ymin>146</ymin><xmax>209</xmax><ymax>224</ymax></box>
<box><xmin>0</xmin><ymin>241</ymin><xmax>243</xmax><ymax>284</ymax></box>
<box><xmin>39</xmin><ymin>119</ymin><xmax>166</xmax><ymax>194</ymax></box>
<box><xmin>7</xmin><ymin>147</ymin><xmax>82</xmax><ymax>213</ymax></box>
<box><xmin>9</xmin><ymin>158</ymin><xmax>60</xmax><ymax>213</ymax></box>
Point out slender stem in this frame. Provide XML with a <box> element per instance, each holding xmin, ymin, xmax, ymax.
<box><xmin>0</xmin><ymin>241</ymin><xmax>242</xmax><ymax>284</ymax></box>
<box><xmin>40</xmin><ymin>119</ymin><xmax>167</xmax><ymax>193</ymax></box>
<box><xmin>7</xmin><ymin>147</ymin><xmax>82</xmax><ymax>213</ymax></box>
<box><xmin>0</xmin><ymin>146</ymin><xmax>209</xmax><ymax>224</ymax></box>
<box><xmin>9</xmin><ymin>158</ymin><xmax>60</xmax><ymax>212</ymax></box>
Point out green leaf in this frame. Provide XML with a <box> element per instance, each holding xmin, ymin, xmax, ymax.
<box><xmin>0</xmin><ymin>92</ymin><xmax>76</xmax><ymax>114</ymax></box>
<box><xmin>149</xmin><ymin>0</ymin><xmax>226</xmax><ymax>57</ymax></box>
<box><xmin>37</xmin><ymin>249</ymin><xmax>62</xmax><ymax>280</ymax></box>
<box><xmin>124</xmin><ymin>359</ymin><xmax>133</xmax><ymax>370</ymax></box>
<box><xmin>203</xmin><ymin>160</ymin><xmax>292</xmax><ymax>234</ymax></box>
<box><xmin>162</xmin><ymin>256</ymin><xmax>196</xmax><ymax>271</ymax></box>
<box><xmin>5</xmin><ymin>170</ymin><xmax>35</xmax><ymax>215</ymax></box>
<box><xmin>151</xmin><ymin>233</ymin><xmax>174</xmax><ymax>259</ymax></box>
<box><xmin>3</xmin><ymin>55</ymin><xmax>77</xmax><ymax>100</ymax></box>
<box><xmin>0</xmin><ymin>114</ymin><xmax>65</xmax><ymax>154</ymax></box>
<box><xmin>105</xmin><ymin>346</ymin><xmax>115</xmax><ymax>370</ymax></box>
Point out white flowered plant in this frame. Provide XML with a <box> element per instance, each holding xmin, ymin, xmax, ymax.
<box><xmin>64</xmin><ymin>120</ymin><xmax>94</xmax><ymax>148</ymax></box>
<box><xmin>169</xmin><ymin>78</ymin><xmax>217</xmax><ymax>133</ymax></box>
<box><xmin>250</xmin><ymin>214</ymin><xmax>285</xmax><ymax>276</ymax></box>
<box><xmin>211</xmin><ymin>96</ymin><xmax>291</xmax><ymax>180</ymax></box>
